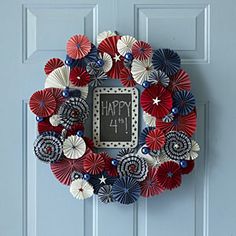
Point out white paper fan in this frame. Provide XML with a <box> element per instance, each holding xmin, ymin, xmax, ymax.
<box><xmin>143</xmin><ymin>111</ymin><xmax>156</xmax><ymax>127</ymax></box>
<box><xmin>99</xmin><ymin>52</ymin><xmax>113</xmax><ymax>72</ymax></box>
<box><xmin>158</xmin><ymin>149</ymin><xmax>173</xmax><ymax>164</ymax></box>
<box><xmin>97</xmin><ymin>30</ymin><xmax>117</xmax><ymax>45</ymax></box>
<box><xmin>117</xmin><ymin>35</ymin><xmax>137</xmax><ymax>56</ymax></box>
<box><xmin>186</xmin><ymin>140</ymin><xmax>200</xmax><ymax>160</ymax></box>
<box><xmin>70</xmin><ymin>179</ymin><xmax>94</xmax><ymax>200</ymax></box>
<box><xmin>63</xmin><ymin>135</ymin><xmax>86</xmax><ymax>159</ymax></box>
<box><xmin>45</xmin><ymin>65</ymin><xmax>70</xmax><ymax>89</ymax></box>
<box><xmin>131</xmin><ymin>58</ymin><xmax>153</xmax><ymax>85</ymax></box>
<box><xmin>49</xmin><ymin>114</ymin><xmax>61</xmax><ymax>127</ymax></box>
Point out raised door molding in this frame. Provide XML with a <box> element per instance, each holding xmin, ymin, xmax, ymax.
<box><xmin>22</xmin><ymin>4</ymin><xmax>98</xmax><ymax>63</ymax></box>
<box><xmin>134</xmin><ymin>4</ymin><xmax>210</xmax><ymax>64</ymax></box>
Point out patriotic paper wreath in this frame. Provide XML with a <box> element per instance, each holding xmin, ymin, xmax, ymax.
<box><xmin>29</xmin><ymin>31</ymin><xmax>200</xmax><ymax>205</ymax></box>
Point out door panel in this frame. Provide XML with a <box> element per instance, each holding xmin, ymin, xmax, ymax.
<box><xmin>1</xmin><ymin>0</ymin><xmax>235</xmax><ymax>236</ymax></box>
<box><xmin>117</xmin><ymin>2</ymin><xmax>210</xmax><ymax>64</ymax></box>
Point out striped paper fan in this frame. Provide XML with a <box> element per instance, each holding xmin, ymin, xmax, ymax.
<box><xmin>98</xmin><ymin>185</ymin><xmax>114</xmax><ymax>204</ymax></box>
<box><xmin>33</xmin><ymin>131</ymin><xmax>63</xmax><ymax>163</ymax></box>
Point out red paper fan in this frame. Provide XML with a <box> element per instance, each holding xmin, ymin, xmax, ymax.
<box><xmin>156</xmin><ymin>110</ymin><xmax>197</xmax><ymax>137</ymax></box>
<box><xmin>44</xmin><ymin>58</ymin><xmax>64</xmax><ymax>75</ymax></box>
<box><xmin>120</xmin><ymin>67</ymin><xmax>136</xmax><ymax>87</ymax></box>
<box><xmin>83</xmin><ymin>136</ymin><xmax>95</xmax><ymax>150</ymax></box>
<box><xmin>45</xmin><ymin>88</ymin><xmax>65</xmax><ymax>112</ymax></box>
<box><xmin>66</xmin><ymin>34</ymin><xmax>92</xmax><ymax>59</ymax></box>
<box><xmin>131</xmin><ymin>40</ymin><xmax>152</xmax><ymax>61</ymax></box>
<box><xmin>140</xmin><ymin>167</ymin><xmax>164</xmax><ymax>197</ymax></box>
<box><xmin>102</xmin><ymin>152</ymin><xmax>119</xmax><ymax>177</ymax></box>
<box><xmin>98</xmin><ymin>36</ymin><xmax>124</xmax><ymax>79</ymax></box>
<box><xmin>168</xmin><ymin>69</ymin><xmax>191</xmax><ymax>93</ymax></box>
<box><xmin>50</xmin><ymin>148</ymin><xmax>92</xmax><ymax>185</ymax></box>
<box><xmin>83</xmin><ymin>153</ymin><xmax>105</xmax><ymax>175</ymax></box>
<box><xmin>145</xmin><ymin>128</ymin><xmax>165</xmax><ymax>151</ymax></box>
<box><xmin>38</xmin><ymin>118</ymin><xmax>64</xmax><ymax>134</ymax></box>
<box><xmin>29</xmin><ymin>89</ymin><xmax>56</xmax><ymax>117</ymax></box>
<box><xmin>156</xmin><ymin>161</ymin><xmax>182</xmax><ymax>190</ymax></box>
<box><xmin>66</xmin><ymin>123</ymin><xmax>85</xmax><ymax>136</ymax></box>
<box><xmin>70</xmin><ymin>67</ymin><xmax>90</xmax><ymax>87</ymax></box>
<box><xmin>141</xmin><ymin>84</ymin><xmax>173</xmax><ymax>118</ymax></box>
<box><xmin>38</xmin><ymin>119</ymin><xmax>84</xmax><ymax>136</ymax></box>
<box><xmin>181</xmin><ymin>160</ymin><xmax>195</xmax><ymax>175</ymax></box>
<box><xmin>98</xmin><ymin>35</ymin><xmax>120</xmax><ymax>57</ymax></box>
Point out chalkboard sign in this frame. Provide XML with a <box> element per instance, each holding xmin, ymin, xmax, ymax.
<box><xmin>93</xmin><ymin>87</ymin><xmax>139</xmax><ymax>148</ymax></box>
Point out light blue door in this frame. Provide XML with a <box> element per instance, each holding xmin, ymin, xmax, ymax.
<box><xmin>1</xmin><ymin>0</ymin><xmax>235</xmax><ymax>236</ymax></box>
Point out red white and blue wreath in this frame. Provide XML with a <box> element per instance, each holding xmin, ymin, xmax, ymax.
<box><xmin>29</xmin><ymin>31</ymin><xmax>200</xmax><ymax>205</ymax></box>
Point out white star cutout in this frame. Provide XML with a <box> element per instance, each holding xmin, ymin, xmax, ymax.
<box><xmin>152</xmin><ymin>97</ymin><xmax>161</xmax><ymax>105</ymax></box>
<box><xmin>99</xmin><ymin>175</ymin><xmax>107</xmax><ymax>184</ymax></box>
<box><xmin>113</xmin><ymin>53</ymin><xmax>121</xmax><ymax>62</ymax></box>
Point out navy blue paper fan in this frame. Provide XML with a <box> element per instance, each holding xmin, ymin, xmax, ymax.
<box><xmin>152</xmin><ymin>49</ymin><xmax>181</xmax><ymax>76</ymax></box>
<box><xmin>112</xmin><ymin>176</ymin><xmax>141</xmax><ymax>205</ymax></box>
<box><xmin>77</xmin><ymin>44</ymin><xmax>99</xmax><ymax>68</ymax></box>
<box><xmin>139</xmin><ymin>127</ymin><xmax>155</xmax><ymax>146</ymax></box>
<box><xmin>117</xmin><ymin>148</ymin><xmax>135</xmax><ymax>159</ymax></box>
<box><xmin>173</xmin><ymin>90</ymin><xmax>196</xmax><ymax>116</ymax></box>
<box><xmin>88</xmin><ymin>172</ymin><xmax>118</xmax><ymax>194</ymax></box>
<box><xmin>98</xmin><ymin>185</ymin><xmax>114</xmax><ymax>204</ymax></box>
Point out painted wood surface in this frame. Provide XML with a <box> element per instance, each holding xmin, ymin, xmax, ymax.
<box><xmin>0</xmin><ymin>0</ymin><xmax>235</xmax><ymax>236</ymax></box>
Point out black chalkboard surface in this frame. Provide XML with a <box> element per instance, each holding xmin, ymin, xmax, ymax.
<box><xmin>93</xmin><ymin>87</ymin><xmax>139</xmax><ymax>148</ymax></box>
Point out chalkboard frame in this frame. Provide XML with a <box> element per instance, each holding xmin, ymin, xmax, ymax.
<box><xmin>93</xmin><ymin>87</ymin><xmax>139</xmax><ymax>148</ymax></box>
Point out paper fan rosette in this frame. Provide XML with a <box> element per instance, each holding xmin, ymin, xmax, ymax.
<box><xmin>29</xmin><ymin>30</ymin><xmax>200</xmax><ymax>205</ymax></box>
<box><xmin>44</xmin><ymin>58</ymin><xmax>64</xmax><ymax>75</ymax></box>
<box><xmin>98</xmin><ymin>35</ymin><xmax>124</xmax><ymax>78</ymax></box>
<box><xmin>29</xmin><ymin>89</ymin><xmax>56</xmax><ymax>117</ymax></box>
<box><xmin>117</xmin><ymin>35</ymin><xmax>137</xmax><ymax>56</ymax></box>
<box><xmin>66</xmin><ymin>34</ymin><xmax>92</xmax><ymax>59</ymax></box>
<box><xmin>70</xmin><ymin>178</ymin><xmax>94</xmax><ymax>200</ymax></box>
<box><xmin>141</xmin><ymin>83</ymin><xmax>173</xmax><ymax>118</ymax></box>
<box><xmin>51</xmin><ymin>148</ymin><xmax>92</xmax><ymax>185</ymax></box>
